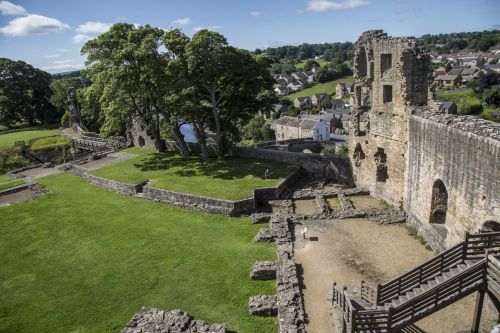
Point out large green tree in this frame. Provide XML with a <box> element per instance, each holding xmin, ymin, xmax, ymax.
<box><xmin>0</xmin><ymin>58</ymin><xmax>54</xmax><ymax>127</ymax></box>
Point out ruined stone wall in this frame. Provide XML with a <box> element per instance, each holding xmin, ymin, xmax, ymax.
<box><xmin>404</xmin><ymin>112</ymin><xmax>500</xmax><ymax>251</ymax></box>
<box><xmin>349</xmin><ymin>30</ymin><xmax>431</xmax><ymax>207</ymax></box>
<box><xmin>126</xmin><ymin>114</ymin><xmax>160</xmax><ymax>149</ymax></box>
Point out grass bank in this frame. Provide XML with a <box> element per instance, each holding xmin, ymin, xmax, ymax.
<box><xmin>0</xmin><ymin>172</ymin><xmax>276</xmax><ymax>333</ymax></box>
<box><xmin>286</xmin><ymin>76</ymin><xmax>354</xmax><ymax>101</ymax></box>
<box><xmin>90</xmin><ymin>147</ymin><xmax>295</xmax><ymax>200</ymax></box>
<box><xmin>0</xmin><ymin>129</ymin><xmax>61</xmax><ymax>148</ymax></box>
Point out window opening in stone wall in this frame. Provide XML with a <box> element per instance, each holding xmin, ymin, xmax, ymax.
<box><xmin>381</xmin><ymin>54</ymin><xmax>392</xmax><ymax>75</ymax></box>
<box><xmin>369</xmin><ymin>62</ymin><xmax>374</xmax><ymax>79</ymax></box>
<box><xmin>383</xmin><ymin>85</ymin><xmax>393</xmax><ymax>103</ymax></box>
<box><xmin>374</xmin><ymin>148</ymin><xmax>388</xmax><ymax>182</ymax></box>
<box><xmin>356</xmin><ymin>48</ymin><xmax>367</xmax><ymax>78</ymax></box>
<box><xmin>138</xmin><ymin>136</ymin><xmax>145</xmax><ymax>147</ymax></box>
<box><xmin>429</xmin><ymin>179</ymin><xmax>448</xmax><ymax>224</ymax></box>
<box><xmin>353</xmin><ymin>143</ymin><xmax>365</xmax><ymax>167</ymax></box>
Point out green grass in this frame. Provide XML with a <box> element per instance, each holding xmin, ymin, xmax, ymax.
<box><xmin>0</xmin><ymin>178</ymin><xmax>25</xmax><ymax>190</ymax></box>
<box><xmin>436</xmin><ymin>88</ymin><xmax>498</xmax><ymax>122</ymax></box>
<box><xmin>0</xmin><ymin>172</ymin><xmax>276</xmax><ymax>333</ymax></box>
<box><xmin>90</xmin><ymin>147</ymin><xmax>296</xmax><ymax>200</ymax></box>
<box><xmin>30</xmin><ymin>135</ymin><xmax>72</xmax><ymax>151</ymax></box>
<box><xmin>286</xmin><ymin>75</ymin><xmax>354</xmax><ymax>100</ymax></box>
<box><xmin>294</xmin><ymin>58</ymin><xmax>328</xmax><ymax>70</ymax></box>
<box><xmin>0</xmin><ymin>174</ymin><xmax>13</xmax><ymax>182</ymax></box>
<box><xmin>0</xmin><ymin>129</ymin><xmax>61</xmax><ymax>148</ymax></box>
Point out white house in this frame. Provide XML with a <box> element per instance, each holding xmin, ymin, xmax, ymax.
<box><xmin>272</xmin><ymin>116</ymin><xmax>330</xmax><ymax>141</ymax></box>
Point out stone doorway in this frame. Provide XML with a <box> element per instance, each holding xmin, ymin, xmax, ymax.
<box><xmin>429</xmin><ymin>179</ymin><xmax>448</xmax><ymax>224</ymax></box>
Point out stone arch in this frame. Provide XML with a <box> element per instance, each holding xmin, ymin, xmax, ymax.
<box><xmin>138</xmin><ymin>136</ymin><xmax>145</xmax><ymax>147</ymax></box>
<box><xmin>353</xmin><ymin>143</ymin><xmax>365</xmax><ymax>167</ymax></box>
<box><xmin>429</xmin><ymin>179</ymin><xmax>448</xmax><ymax>224</ymax></box>
<box><xmin>356</xmin><ymin>47</ymin><xmax>367</xmax><ymax>78</ymax></box>
<box><xmin>481</xmin><ymin>221</ymin><xmax>500</xmax><ymax>232</ymax></box>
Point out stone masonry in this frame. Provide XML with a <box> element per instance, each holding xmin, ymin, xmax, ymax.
<box><xmin>348</xmin><ymin>30</ymin><xmax>500</xmax><ymax>251</ymax></box>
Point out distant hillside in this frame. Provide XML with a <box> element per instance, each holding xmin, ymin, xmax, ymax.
<box><xmin>51</xmin><ymin>70</ymin><xmax>81</xmax><ymax>80</ymax></box>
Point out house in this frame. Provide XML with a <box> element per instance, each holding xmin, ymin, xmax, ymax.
<box><xmin>434</xmin><ymin>74</ymin><xmax>461</xmax><ymax>87</ymax></box>
<box><xmin>484</xmin><ymin>64</ymin><xmax>500</xmax><ymax>73</ymax></box>
<box><xmin>293</xmin><ymin>96</ymin><xmax>312</xmax><ymax>109</ymax></box>
<box><xmin>331</xmin><ymin>99</ymin><xmax>345</xmax><ymax>110</ymax></box>
<box><xmin>460</xmin><ymin>57</ymin><xmax>479</xmax><ymax>66</ymax></box>
<box><xmin>292</xmin><ymin>72</ymin><xmax>308</xmax><ymax>81</ymax></box>
<box><xmin>461</xmin><ymin>67</ymin><xmax>477</xmax><ymax>76</ymax></box>
<box><xmin>320</xmin><ymin>108</ymin><xmax>351</xmax><ymax>133</ymax></box>
<box><xmin>274</xmin><ymin>85</ymin><xmax>290</xmax><ymax>96</ymax></box>
<box><xmin>287</xmin><ymin>79</ymin><xmax>303</xmax><ymax>92</ymax></box>
<box><xmin>448</xmin><ymin>68</ymin><xmax>463</xmax><ymax>76</ymax></box>
<box><xmin>301</xmin><ymin>113</ymin><xmax>334</xmax><ymax>134</ymax></box>
<box><xmin>336</xmin><ymin>82</ymin><xmax>354</xmax><ymax>96</ymax></box>
<box><xmin>434</xmin><ymin>67</ymin><xmax>447</xmax><ymax>76</ymax></box>
<box><xmin>272</xmin><ymin>104</ymin><xmax>287</xmax><ymax>118</ymax></box>
<box><xmin>311</xmin><ymin>93</ymin><xmax>329</xmax><ymax>106</ymax></box>
<box><xmin>272</xmin><ymin>116</ymin><xmax>330</xmax><ymax>141</ymax></box>
<box><xmin>438</xmin><ymin>102</ymin><xmax>457</xmax><ymax>114</ymax></box>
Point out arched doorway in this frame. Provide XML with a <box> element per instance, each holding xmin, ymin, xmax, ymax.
<box><xmin>481</xmin><ymin>221</ymin><xmax>500</xmax><ymax>232</ymax></box>
<box><xmin>429</xmin><ymin>179</ymin><xmax>448</xmax><ymax>224</ymax></box>
<box><xmin>353</xmin><ymin>143</ymin><xmax>365</xmax><ymax>167</ymax></box>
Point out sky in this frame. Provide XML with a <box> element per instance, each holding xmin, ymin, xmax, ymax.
<box><xmin>0</xmin><ymin>0</ymin><xmax>499</xmax><ymax>74</ymax></box>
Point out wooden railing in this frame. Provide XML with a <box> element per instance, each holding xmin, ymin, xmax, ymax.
<box><xmin>360</xmin><ymin>280</ymin><xmax>377</xmax><ymax>306</ymax></box>
<box><xmin>377</xmin><ymin>231</ymin><xmax>500</xmax><ymax>306</ymax></box>
<box><xmin>487</xmin><ymin>254</ymin><xmax>500</xmax><ymax>301</ymax></box>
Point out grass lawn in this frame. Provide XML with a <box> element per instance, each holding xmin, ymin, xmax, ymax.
<box><xmin>436</xmin><ymin>88</ymin><xmax>498</xmax><ymax>122</ymax></box>
<box><xmin>90</xmin><ymin>147</ymin><xmax>296</xmax><ymax>200</ymax></box>
<box><xmin>294</xmin><ymin>58</ymin><xmax>328</xmax><ymax>70</ymax></box>
<box><xmin>30</xmin><ymin>135</ymin><xmax>72</xmax><ymax>151</ymax></box>
<box><xmin>286</xmin><ymin>75</ymin><xmax>354</xmax><ymax>101</ymax></box>
<box><xmin>0</xmin><ymin>178</ymin><xmax>25</xmax><ymax>190</ymax></box>
<box><xmin>0</xmin><ymin>129</ymin><xmax>61</xmax><ymax>148</ymax></box>
<box><xmin>0</xmin><ymin>173</ymin><xmax>276</xmax><ymax>333</ymax></box>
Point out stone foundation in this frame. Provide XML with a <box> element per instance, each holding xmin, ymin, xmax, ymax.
<box><xmin>249</xmin><ymin>295</ymin><xmax>278</xmax><ymax>316</ymax></box>
<box><xmin>121</xmin><ymin>307</ymin><xmax>226</xmax><ymax>333</ymax></box>
<box><xmin>250</xmin><ymin>261</ymin><xmax>277</xmax><ymax>280</ymax></box>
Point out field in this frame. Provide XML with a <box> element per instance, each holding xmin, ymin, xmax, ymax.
<box><xmin>286</xmin><ymin>76</ymin><xmax>354</xmax><ymax>101</ymax></box>
<box><xmin>0</xmin><ymin>129</ymin><xmax>61</xmax><ymax>148</ymax></box>
<box><xmin>436</xmin><ymin>88</ymin><xmax>498</xmax><ymax>122</ymax></box>
<box><xmin>30</xmin><ymin>135</ymin><xmax>72</xmax><ymax>151</ymax></box>
<box><xmin>90</xmin><ymin>147</ymin><xmax>296</xmax><ymax>200</ymax></box>
<box><xmin>0</xmin><ymin>173</ymin><xmax>276</xmax><ymax>333</ymax></box>
<box><xmin>294</xmin><ymin>59</ymin><xmax>328</xmax><ymax>70</ymax></box>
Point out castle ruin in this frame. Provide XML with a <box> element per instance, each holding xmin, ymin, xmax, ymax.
<box><xmin>349</xmin><ymin>30</ymin><xmax>500</xmax><ymax>252</ymax></box>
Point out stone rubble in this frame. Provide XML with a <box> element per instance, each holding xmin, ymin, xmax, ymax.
<box><xmin>121</xmin><ymin>307</ymin><xmax>226</xmax><ymax>333</ymax></box>
<box><xmin>249</xmin><ymin>295</ymin><xmax>278</xmax><ymax>316</ymax></box>
<box><xmin>250</xmin><ymin>261</ymin><xmax>277</xmax><ymax>280</ymax></box>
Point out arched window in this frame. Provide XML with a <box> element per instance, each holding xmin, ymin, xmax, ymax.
<box><xmin>429</xmin><ymin>179</ymin><xmax>448</xmax><ymax>224</ymax></box>
<box><xmin>481</xmin><ymin>221</ymin><xmax>500</xmax><ymax>232</ymax></box>
<box><xmin>356</xmin><ymin>47</ymin><xmax>367</xmax><ymax>78</ymax></box>
<box><xmin>353</xmin><ymin>143</ymin><xmax>365</xmax><ymax>167</ymax></box>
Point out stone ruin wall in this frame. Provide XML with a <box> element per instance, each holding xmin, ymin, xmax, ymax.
<box><xmin>348</xmin><ymin>30</ymin><xmax>432</xmax><ymax>207</ymax></box>
<box><xmin>405</xmin><ymin>111</ymin><xmax>500</xmax><ymax>251</ymax></box>
<box><xmin>126</xmin><ymin>113</ymin><xmax>160</xmax><ymax>149</ymax></box>
<box><xmin>348</xmin><ymin>30</ymin><xmax>500</xmax><ymax>251</ymax></box>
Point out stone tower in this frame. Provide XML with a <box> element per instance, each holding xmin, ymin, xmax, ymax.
<box><xmin>349</xmin><ymin>30</ymin><xmax>432</xmax><ymax>207</ymax></box>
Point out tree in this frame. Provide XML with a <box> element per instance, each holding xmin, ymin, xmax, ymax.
<box><xmin>0</xmin><ymin>58</ymin><xmax>54</xmax><ymax>127</ymax></box>
<box><xmin>241</xmin><ymin>116</ymin><xmax>273</xmax><ymax>142</ymax></box>
<box><xmin>483</xmin><ymin>87</ymin><xmax>500</xmax><ymax>106</ymax></box>
<box><xmin>82</xmin><ymin>24</ymin><xmax>178</xmax><ymax>152</ymax></box>
<box><xmin>186</xmin><ymin>30</ymin><xmax>272</xmax><ymax>158</ymax></box>
<box><xmin>303</xmin><ymin>59</ymin><xmax>320</xmax><ymax>71</ymax></box>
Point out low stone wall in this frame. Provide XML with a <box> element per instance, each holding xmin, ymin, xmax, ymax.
<box><xmin>253</xmin><ymin>168</ymin><xmax>302</xmax><ymax>204</ymax></box>
<box><xmin>231</xmin><ymin>146</ymin><xmax>354</xmax><ymax>185</ymax></box>
<box><xmin>143</xmin><ymin>185</ymin><xmax>254</xmax><ymax>216</ymax></box>
<box><xmin>70</xmin><ymin>165</ymin><xmax>145</xmax><ymax>196</ymax></box>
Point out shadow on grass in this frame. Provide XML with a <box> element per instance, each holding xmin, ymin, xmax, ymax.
<box><xmin>133</xmin><ymin>152</ymin><xmax>289</xmax><ymax>181</ymax></box>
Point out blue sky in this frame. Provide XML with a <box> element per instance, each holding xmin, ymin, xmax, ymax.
<box><xmin>0</xmin><ymin>0</ymin><xmax>499</xmax><ymax>73</ymax></box>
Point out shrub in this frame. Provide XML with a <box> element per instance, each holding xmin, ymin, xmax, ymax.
<box><xmin>0</xmin><ymin>147</ymin><xmax>30</xmax><ymax>174</ymax></box>
<box><xmin>321</xmin><ymin>146</ymin><xmax>336</xmax><ymax>154</ymax></box>
<box><xmin>337</xmin><ymin>145</ymin><xmax>349</xmax><ymax>156</ymax></box>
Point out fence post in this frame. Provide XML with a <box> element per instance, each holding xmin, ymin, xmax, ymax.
<box><xmin>387</xmin><ymin>306</ymin><xmax>393</xmax><ymax>331</ymax></box>
<box><xmin>376</xmin><ymin>284</ymin><xmax>381</xmax><ymax>306</ymax></box>
<box><xmin>463</xmin><ymin>232</ymin><xmax>470</xmax><ymax>261</ymax></box>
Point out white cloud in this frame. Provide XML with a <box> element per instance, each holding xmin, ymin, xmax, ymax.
<box><xmin>72</xmin><ymin>21</ymin><xmax>111</xmax><ymax>44</ymax></box>
<box><xmin>44</xmin><ymin>54</ymin><xmax>61</xmax><ymax>58</ymax></box>
<box><xmin>72</xmin><ymin>33</ymin><xmax>92</xmax><ymax>44</ymax></box>
<box><xmin>0</xmin><ymin>1</ymin><xmax>26</xmax><ymax>16</ymax></box>
<box><xmin>192</xmin><ymin>25</ymin><xmax>221</xmax><ymax>32</ymax></box>
<box><xmin>304</xmin><ymin>0</ymin><xmax>369</xmax><ymax>12</ymax></box>
<box><xmin>75</xmin><ymin>21</ymin><xmax>111</xmax><ymax>34</ymax></box>
<box><xmin>0</xmin><ymin>14</ymin><xmax>69</xmax><ymax>36</ymax></box>
<box><xmin>171</xmin><ymin>17</ymin><xmax>191</xmax><ymax>26</ymax></box>
<box><xmin>250</xmin><ymin>11</ymin><xmax>263</xmax><ymax>17</ymax></box>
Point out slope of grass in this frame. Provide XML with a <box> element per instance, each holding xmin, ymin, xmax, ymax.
<box><xmin>30</xmin><ymin>135</ymin><xmax>72</xmax><ymax>151</ymax></box>
<box><xmin>286</xmin><ymin>76</ymin><xmax>354</xmax><ymax>100</ymax></box>
<box><xmin>0</xmin><ymin>178</ymin><xmax>25</xmax><ymax>190</ymax></box>
<box><xmin>294</xmin><ymin>59</ymin><xmax>328</xmax><ymax>70</ymax></box>
<box><xmin>0</xmin><ymin>172</ymin><xmax>276</xmax><ymax>333</ymax></box>
<box><xmin>90</xmin><ymin>147</ymin><xmax>296</xmax><ymax>200</ymax></box>
<box><xmin>436</xmin><ymin>88</ymin><xmax>498</xmax><ymax>122</ymax></box>
<box><xmin>0</xmin><ymin>129</ymin><xmax>61</xmax><ymax>148</ymax></box>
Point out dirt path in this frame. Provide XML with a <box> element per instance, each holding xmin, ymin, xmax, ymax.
<box><xmin>79</xmin><ymin>151</ymin><xmax>136</xmax><ymax>171</ymax></box>
<box><xmin>293</xmin><ymin>218</ymin><xmax>487</xmax><ymax>333</ymax></box>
